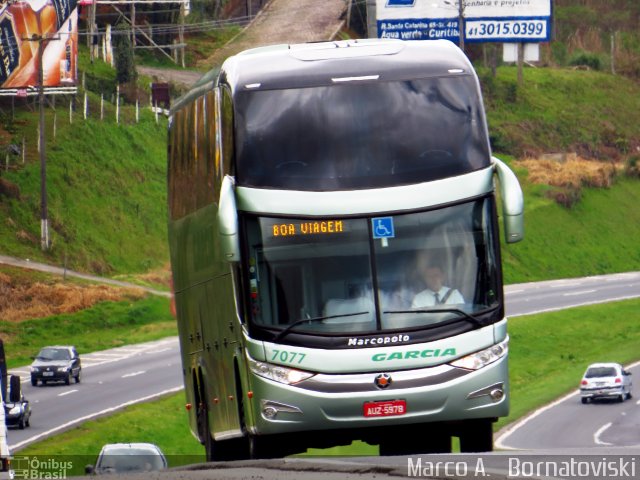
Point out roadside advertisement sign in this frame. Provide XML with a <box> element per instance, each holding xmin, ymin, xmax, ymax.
<box><xmin>0</xmin><ymin>0</ymin><xmax>78</xmax><ymax>90</ymax></box>
<box><xmin>376</xmin><ymin>0</ymin><xmax>552</xmax><ymax>44</ymax></box>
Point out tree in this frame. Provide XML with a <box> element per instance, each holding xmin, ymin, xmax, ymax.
<box><xmin>113</xmin><ymin>25</ymin><xmax>137</xmax><ymax>85</ymax></box>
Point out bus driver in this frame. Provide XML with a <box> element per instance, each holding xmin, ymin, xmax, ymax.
<box><xmin>412</xmin><ymin>253</ymin><xmax>464</xmax><ymax>308</ymax></box>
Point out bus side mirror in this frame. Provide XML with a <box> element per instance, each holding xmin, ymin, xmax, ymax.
<box><xmin>492</xmin><ymin>156</ymin><xmax>524</xmax><ymax>243</ymax></box>
<box><xmin>218</xmin><ymin>175</ymin><xmax>241</xmax><ymax>262</ymax></box>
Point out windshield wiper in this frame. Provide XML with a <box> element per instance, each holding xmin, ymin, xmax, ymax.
<box><xmin>273</xmin><ymin>311</ymin><xmax>369</xmax><ymax>342</ymax></box>
<box><xmin>383</xmin><ymin>308</ymin><xmax>485</xmax><ymax>327</ymax></box>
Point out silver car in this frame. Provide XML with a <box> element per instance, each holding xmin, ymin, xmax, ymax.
<box><xmin>85</xmin><ymin>443</ymin><xmax>167</xmax><ymax>475</ymax></box>
<box><xmin>580</xmin><ymin>362</ymin><xmax>633</xmax><ymax>404</ymax></box>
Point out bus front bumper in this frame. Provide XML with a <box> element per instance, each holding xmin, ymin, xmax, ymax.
<box><xmin>247</xmin><ymin>354</ymin><xmax>508</xmax><ymax>435</ymax></box>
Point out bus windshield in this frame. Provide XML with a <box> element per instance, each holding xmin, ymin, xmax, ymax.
<box><xmin>243</xmin><ymin>198</ymin><xmax>500</xmax><ymax>336</ymax></box>
<box><xmin>234</xmin><ymin>76</ymin><xmax>490</xmax><ymax>190</ymax></box>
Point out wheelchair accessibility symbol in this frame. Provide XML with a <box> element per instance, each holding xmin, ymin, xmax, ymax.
<box><xmin>372</xmin><ymin>217</ymin><xmax>395</xmax><ymax>239</ymax></box>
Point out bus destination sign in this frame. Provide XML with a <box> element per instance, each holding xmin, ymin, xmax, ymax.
<box><xmin>271</xmin><ymin>220</ymin><xmax>345</xmax><ymax>237</ymax></box>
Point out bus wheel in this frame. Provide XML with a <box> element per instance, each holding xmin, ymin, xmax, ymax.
<box><xmin>380</xmin><ymin>433</ymin><xmax>451</xmax><ymax>455</ymax></box>
<box><xmin>459</xmin><ymin>419</ymin><xmax>494</xmax><ymax>453</ymax></box>
<box><xmin>196</xmin><ymin>401</ymin><xmax>215</xmax><ymax>461</ymax></box>
<box><xmin>249</xmin><ymin>435</ymin><xmax>278</xmax><ymax>459</ymax></box>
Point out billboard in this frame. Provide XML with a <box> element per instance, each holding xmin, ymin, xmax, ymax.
<box><xmin>376</xmin><ymin>0</ymin><xmax>552</xmax><ymax>44</ymax></box>
<box><xmin>0</xmin><ymin>0</ymin><xmax>78</xmax><ymax>90</ymax></box>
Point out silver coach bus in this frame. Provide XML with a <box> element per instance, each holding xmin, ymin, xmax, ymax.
<box><xmin>167</xmin><ymin>38</ymin><xmax>524</xmax><ymax>460</ymax></box>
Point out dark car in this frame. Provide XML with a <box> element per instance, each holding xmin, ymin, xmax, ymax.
<box><xmin>4</xmin><ymin>393</ymin><xmax>31</xmax><ymax>430</ymax></box>
<box><xmin>85</xmin><ymin>443</ymin><xmax>168</xmax><ymax>475</ymax></box>
<box><xmin>30</xmin><ymin>346</ymin><xmax>81</xmax><ymax>386</ymax></box>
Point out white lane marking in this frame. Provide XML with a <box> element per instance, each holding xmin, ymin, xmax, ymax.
<box><xmin>9</xmin><ymin>386</ymin><xmax>183</xmax><ymax>451</ymax></box>
<box><xmin>9</xmin><ymin>337</ymin><xmax>180</xmax><ymax>382</ymax></box>
<box><xmin>495</xmin><ymin>390</ymin><xmax>580</xmax><ymax>450</ymax></box>
<box><xmin>594</xmin><ymin>422</ymin><xmax>613</xmax><ymax>446</ymax></box>
<box><xmin>147</xmin><ymin>348</ymin><xmax>171</xmax><ymax>354</ymax></box>
<box><xmin>505</xmin><ymin>272</ymin><xmax>640</xmax><ymax>293</ymax></box>
<box><xmin>121</xmin><ymin>371</ymin><xmax>146</xmax><ymax>378</ymax></box>
<box><xmin>508</xmin><ymin>294</ymin><xmax>640</xmax><ymax>317</ymax></box>
<box><xmin>563</xmin><ymin>289</ymin><xmax>597</xmax><ymax>297</ymax></box>
<box><xmin>506</xmin><ymin>289</ymin><xmax>525</xmax><ymax>294</ymax></box>
<box><xmin>550</xmin><ymin>282</ymin><xmax>582</xmax><ymax>288</ymax></box>
<box><xmin>83</xmin><ymin>353</ymin><xmax>123</xmax><ymax>358</ymax></box>
<box><xmin>81</xmin><ymin>357</ymin><xmax>123</xmax><ymax>363</ymax></box>
<box><xmin>495</xmin><ymin>358</ymin><xmax>640</xmax><ymax>450</ymax></box>
<box><xmin>58</xmin><ymin>389</ymin><xmax>78</xmax><ymax>397</ymax></box>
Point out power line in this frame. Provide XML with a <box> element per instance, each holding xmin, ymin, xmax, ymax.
<box><xmin>77</xmin><ymin>16</ymin><xmax>253</xmax><ymax>36</ymax></box>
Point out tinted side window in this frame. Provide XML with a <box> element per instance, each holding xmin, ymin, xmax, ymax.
<box><xmin>168</xmin><ymin>91</ymin><xmax>219</xmax><ymax>219</ymax></box>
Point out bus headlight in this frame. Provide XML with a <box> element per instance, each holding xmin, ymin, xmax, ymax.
<box><xmin>450</xmin><ymin>337</ymin><xmax>509</xmax><ymax>370</ymax></box>
<box><xmin>248</xmin><ymin>357</ymin><xmax>314</xmax><ymax>385</ymax></box>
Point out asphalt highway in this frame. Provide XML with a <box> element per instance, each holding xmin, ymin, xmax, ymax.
<box><xmin>504</xmin><ymin>271</ymin><xmax>640</xmax><ymax>318</ymax></box>
<box><xmin>496</xmin><ymin>361</ymin><xmax>640</xmax><ymax>450</ymax></box>
<box><xmin>7</xmin><ymin>337</ymin><xmax>182</xmax><ymax>451</ymax></box>
<box><xmin>7</xmin><ymin>272</ymin><xmax>640</xmax><ymax>468</ymax></box>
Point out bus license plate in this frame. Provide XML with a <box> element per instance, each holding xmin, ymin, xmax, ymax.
<box><xmin>363</xmin><ymin>400</ymin><xmax>406</xmax><ymax>417</ymax></box>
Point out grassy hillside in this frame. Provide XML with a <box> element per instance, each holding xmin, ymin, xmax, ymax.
<box><xmin>1</xmin><ymin>62</ymin><xmax>639</xmax><ymax>282</ymax></box>
<box><xmin>2</xmin><ymin>294</ymin><xmax>176</xmax><ymax>369</ymax></box>
<box><xmin>0</xmin><ymin>93</ymin><xmax>168</xmax><ymax>276</ymax></box>
<box><xmin>502</xmin><ymin>176</ymin><xmax>640</xmax><ymax>283</ymax></box>
<box><xmin>478</xmin><ymin>66</ymin><xmax>640</xmax><ymax>283</ymax></box>
<box><xmin>479</xmin><ymin>66</ymin><xmax>640</xmax><ymax>159</ymax></box>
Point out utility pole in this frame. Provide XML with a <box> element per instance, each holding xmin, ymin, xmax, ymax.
<box><xmin>25</xmin><ymin>33</ymin><xmax>59</xmax><ymax>251</ymax></box>
<box><xmin>458</xmin><ymin>0</ymin><xmax>465</xmax><ymax>51</ymax></box>
<box><xmin>366</xmin><ymin>0</ymin><xmax>377</xmax><ymax>38</ymax></box>
<box><xmin>131</xmin><ymin>2</ymin><xmax>136</xmax><ymax>47</ymax></box>
<box><xmin>517</xmin><ymin>43</ymin><xmax>524</xmax><ymax>86</ymax></box>
<box><xmin>179</xmin><ymin>2</ymin><xmax>185</xmax><ymax>68</ymax></box>
<box><xmin>444</xmin><ymin>0</ymin><xmax>465</xmax><ymax>51</ymax></box>
<box><xmin>90</xmin><ymin>0</ymin><xmax>97</xmax><ymax>62</ymax></box>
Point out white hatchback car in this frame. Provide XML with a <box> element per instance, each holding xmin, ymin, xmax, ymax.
<box><xmin>580</xmin><ymin>362</ymin><xmax>633</xmax><ymax>404</ymax></box>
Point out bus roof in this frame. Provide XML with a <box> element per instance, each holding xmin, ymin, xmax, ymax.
<box><xmin>171</xmin><ymin>40</ymin><xmax>475</xmax><ymax>113</ymax></box>
<box><xmin>218</xmin><ymin>39</ymin><xmax>474</xmax><ymax>93</ymax></box>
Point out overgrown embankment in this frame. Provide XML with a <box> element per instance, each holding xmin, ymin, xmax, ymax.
<box><xmin>0</xmin><ymin>113</ymin><xmax>168</xmax><ymax>275</ymax></box>
<box><xmin>481</xmin><ymin>66</ymin><xmax>640</xmax><ymax>283</ymax></box>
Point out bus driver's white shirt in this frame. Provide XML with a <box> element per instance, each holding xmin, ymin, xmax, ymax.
<box><xmin>411</xmin><ymin>287</ymin><xmax>464</xmax><ymax>308</ymax></box>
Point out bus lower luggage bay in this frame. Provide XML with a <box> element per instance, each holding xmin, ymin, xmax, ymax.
<box><xmin>167</xmin><ymin>39</ymin><xmax>524</xmax><ymax>459</ymax></box>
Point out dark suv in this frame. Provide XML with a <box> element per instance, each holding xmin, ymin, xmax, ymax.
<box><xmin>30</xmin><ymin>346</ymin><xmax>81</xmax><ymax>386</ymax></box>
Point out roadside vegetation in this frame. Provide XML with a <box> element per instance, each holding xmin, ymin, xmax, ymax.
<box><xmin>1</xmin><ymin>292</ymin><xmax>174</xmax><ymax>369</ymax></box>
<box><xmin>18</xmin><ymin>393</ymin><xmax>201</xmax><ymax>474</ymax></box>
<box><xmin>0</xmin><ymin>265</ymin><xmax>145</xmax><ymax>323</ymax></box>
